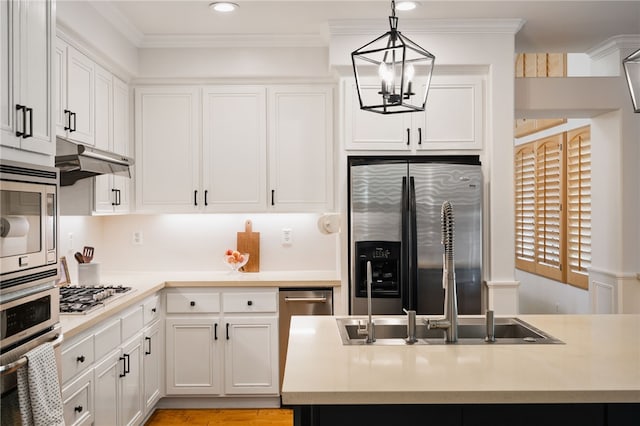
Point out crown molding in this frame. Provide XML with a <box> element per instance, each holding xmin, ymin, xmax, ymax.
<box><xmin>328</xmin><ymin>18</ymin><xmax>525</xmax><ymax>36</ymax></box>
<box><xmin>586</xmin><ymin>35</ymin><xmax>640</xmax><ymax>60</ymax></box>
<box><xmin>138</xmin><ymin>33</ymin><xmax>328</xmax><ymax>49</ymax></box>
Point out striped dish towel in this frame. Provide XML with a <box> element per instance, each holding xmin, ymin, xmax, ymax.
<box><xmin>17</xmin><ymin>342</ymin><xmax>65</xmax><ymax>426</ymax></box>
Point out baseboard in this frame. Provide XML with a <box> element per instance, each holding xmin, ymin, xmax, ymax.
<box><xmin>154</xmin><ymin>396</ymin><xmax>281</xmax><ymax>409</ymax></box>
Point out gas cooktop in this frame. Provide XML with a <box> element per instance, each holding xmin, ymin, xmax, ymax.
<box><xmin>59</xmin><ymin>285</ymin><xmax>133</xmax><ymax>314</ymax></box>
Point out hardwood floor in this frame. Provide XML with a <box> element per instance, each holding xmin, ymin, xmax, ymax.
<box><xmin>144</xmin><ymin>409</ymin><xmax>294</xmax><ymax>426</ymax></box>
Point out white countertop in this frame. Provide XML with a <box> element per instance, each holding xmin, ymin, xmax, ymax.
<box><xmin>281</xmin><ymin>315</ymin><xmax>640</xmax><ymax>405</ymax></box>
<box><xmin>59</xmin><ymin>270</ymin><xmax>339</xmax><ymax>339</ymax></box>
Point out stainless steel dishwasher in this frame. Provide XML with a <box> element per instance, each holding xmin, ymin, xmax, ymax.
<box><xmin>279</xmin><ymin>288</ymin><xmax>333</xmax><ymax>389</ymax></box>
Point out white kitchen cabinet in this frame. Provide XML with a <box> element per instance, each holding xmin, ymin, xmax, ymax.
<box><xmin>202</xmin><ymin>86</ymin><xmax>267</xmax><ymax>212</ymax></box>
<box><xmin>142</xmin><ymin>320</ymin><xmax>162</xmax><ymax>413</ymax></box>
<box><xmin>164</xmin><ymin>288</ymin><xmax>279</xmax><ymax>398</ymax></box>
<box><xmin>268</xmin><ymin>86</ymin><xmax>333</xmax><ymax>212</ymax></box>
<box><xmin>134</xmin><ymin>86</ymin><xmax>201</xmax><ymax>213</ymax></box>
<box><xmin>344</xmin><ymin>75</ymin><xmax>484</xmax><ymax>151</ymax></box>
<box><xmin>95</xmin><ymin>69</ymin><xmax>131</xmax><ymax>213</ymax></box>
<box><xmin>55</xmin><ymin>37</ymin><xmax>95</xmax><ymax>145</ymax></box>
<box><xmin>0</xmin><ymin>0</ymin><xmax>53</xmax><ymax>156</ymax></box>
<box><xmin>224</xmin><ymin>316</ymin><xmax>279</xmax><ymax>395</ymax></box>
<box><xmin>135</xmin><ymin>84</ymin><xmax>334</xmax><ymax>213</ymax></box>
<box><xmin>119</xmin><ymin>335</ymin><xmax>144</xmax><ymax>426</ymax></box>
<box><xmin>93</xmin><ymin>350</ymin><xmax>120</xmax><ymax>426</ymax></box>
<box><xmin>165</xmin><ymin>317</ymin><xmax>223</xmax><ymax>395</ymax></box>
<box><xmin>62</xmin><ymin>368</ymin><xmax>94</xmax><ymax>426</ymax></box>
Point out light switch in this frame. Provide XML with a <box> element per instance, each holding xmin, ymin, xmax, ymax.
<box><xmin>281</xmin><ymin>228</ymin><xmax>292</xmax><ymax>246</ymax></box>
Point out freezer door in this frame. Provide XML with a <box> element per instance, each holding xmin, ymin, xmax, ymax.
<box><xmin>350</xmin><ymin>162</ymin><xmax>407</xmax><ymax>315</ymax></box>
<box><xmin>410</xmin><ymin>163</ymin><xmax>483</xmax><ymax>315</ymax></box>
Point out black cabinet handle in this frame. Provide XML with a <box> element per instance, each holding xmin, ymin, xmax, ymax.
<box><xmin>15</xmin><ymin>105</ymin><xmax>25</xmax><ymax>137</ymax></box>
<box><xmin>74</xmin><ymin>406</ymin><xmax>83</xmax><ymax>413</ymax></box>
<box><xmin>194</xmin><ymin>190</ymin><xmax>198</xmax><ymax>206</ymax></box>
<box><xmin>247</xmin><ymin>300</ymin><xmax>253</xmax><ymax>306</ymax></box>
<box><xmin>124</xmin><ymin>353</ymin><xmax>130</xmax><ymax>374</ymax></box>
<box><xmin>116</xmin><ymin>189</ymin><xmax>121</xmax><ymax>206</ymax></box>
<box><xmin>406</xmin><ymin>128</ymin><xmax>410</xmax><ymax>145</ymax></box>
<box><xmin>204</xmin><ymin>190</ymin><xmax>208</xmax><ymax>206</ymax></box>
<box><xmin>111</xmin><ymin>188</ymin><xmax>118</xmax><ymax>206</ymax></box>
<box><xmin>71</xmin><ymin>111</ymin><xmax>77</xmax><ymax>132</ymax></box>
<box><xmin>226</xmin><ymin>323</ymin><xmax>230</xmax><ymax>340</ymax></box>
<box><xmin>418</xmin><ymin>127</ymin><xmax>422</xmax><ymax>145</ymax></box>
<box><xmin>64</xmin><ymin>109</ymin><xmax>71</xmax><ymax>131</ymax></box>
<box><xmin>271</xmin><ymin>189</ymin><xmax>275</xmax><ymax>206</ymax></box>
<box><xmin>145</xmin><ymin>337</ymin><xmax>152</xmax><ymax>355</ymax></box>
<box><xmin>76</xmin><ymin>355</ymin><xmax>85</xmax><ymax>363</ymax></box>
<box><xmin>190</xmin><ymin>301</ymin><xmax>195</xmax><ymax>307</ymax></box>
<box><xmin>214</xmin><ymin>323</ymin><xmax>218</xmax><ymax>340</ymax></box>
<box><xmin>119</xmin><ymin>356</ymin><xmax>126</xmax><ymax>377</ymax></box>
<box><xmin>25</xmin><ymin>107</ymin><xmax>33</xmax><ymax>138</ymax></box>
<box><xmin>151</xmin><ymin>308</ymin><xmax>156</xmax><ymax>313</ymax></box>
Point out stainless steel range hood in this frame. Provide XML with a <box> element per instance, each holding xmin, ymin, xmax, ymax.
<box><xmin>55</xmin><ymin>137</ymin><xmax>134</xmax><ymax>186</ymax></box>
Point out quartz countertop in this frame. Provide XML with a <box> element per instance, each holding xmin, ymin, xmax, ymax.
<box><xmin>281</xmin><ymin>315</ymin><xmax>640</xmax><ymax>405</ymax></box>
<box><xmin>59</xmin><ymin>270</ymin><xmax>339</xmax><ymax>339</ymax></box>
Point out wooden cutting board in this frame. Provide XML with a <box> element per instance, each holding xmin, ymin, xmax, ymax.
<box><xmin>236</xmin><ymin>219</ymin><xmax>260</xmax><ymax>272</ymax></box>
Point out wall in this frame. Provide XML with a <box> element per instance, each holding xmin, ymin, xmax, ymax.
<box><xmin>59</xmin><ymin>213</ymin><xmax>340</xmax><ymax>282</ymax></box>
<box><xmin>517</xmin><ymin>270</ymin><xmax>590</xmax><ymax>314</ymax></box>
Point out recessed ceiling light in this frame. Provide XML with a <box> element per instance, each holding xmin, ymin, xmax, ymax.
<box><xmin>395</xmin><ymin>1</ymin><xmax>419</xmax><ymax>12</ymax></box>
<box><xmin>209</xmin><ymin>2</ymin><xmax>239</xmax><ymax>13</ymax></box>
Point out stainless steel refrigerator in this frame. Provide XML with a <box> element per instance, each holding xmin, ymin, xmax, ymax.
<box><xmin>348</xmin><ymin>156</ymin><xmax>483</xmax><ymax>315</ymax></box>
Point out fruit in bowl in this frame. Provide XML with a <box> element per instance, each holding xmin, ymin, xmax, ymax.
<box><xmin>223</xmin><ymin>249</ymin><xmax>249</xmax><ymax>272</ymax></box>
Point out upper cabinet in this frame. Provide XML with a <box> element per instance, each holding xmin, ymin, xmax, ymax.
<box><xmin>344</xmin><ymin>74</ymin><xmax>484</xmax><ymax>151</ymax></box>
<box><xmin>55</xmin><ymin>37</ymin><xmax>95</xmax><ymax>145</ymax></box>
<box><xmin>135</xmin><ymin>85</ymin><xmax>334</xmax><ymax>214</ymax></box>
<box><xmin>1</xmin><ymin>0</ymin><xmax>53</xmax><ymax>156</ymax></box>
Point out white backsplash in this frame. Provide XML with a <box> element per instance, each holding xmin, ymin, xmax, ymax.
<box><xmin>59</xmin><ymin>213</ymin><xmax>340</xmax><ymax>283</ymax></box>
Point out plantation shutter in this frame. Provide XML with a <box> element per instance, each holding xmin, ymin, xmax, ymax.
<box><xmin>534</xmin><ymin>134</ymin><xmax>564</xmax><ymax>281</ymax></box>
<box><xmin>514</xmin><ymin>144</ymin><xmax>536</xmax><ymax>272</ymax></box>
<box><xmin>565</xmin><ymin>126</ymin><xmax>591</xmax><ymax>289</ymax></box>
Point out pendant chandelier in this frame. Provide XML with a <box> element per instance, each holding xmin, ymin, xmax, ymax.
<box><xmin>351</xmin><ymin>0</ymin><xmax>435</xmax><ymax>114</ymax></box>
<box><xmin>622</xmin><ymin>48</ymin><xmax>640</xmax><ymax>113</ymax></box>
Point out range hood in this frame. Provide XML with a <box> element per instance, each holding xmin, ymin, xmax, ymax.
<box><xmin>55</xmin><ymin>137</ymin><xmax>134</xmax><ymax>186</ymax></box>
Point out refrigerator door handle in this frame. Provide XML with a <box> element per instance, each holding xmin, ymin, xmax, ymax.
<box><xmin>409</xmin><ymin>176</ymin><xmax>418</xmax><ymax>311</ymax></box>
<box><xmin>401</xmin><ymin>176</ymin><xmax>410</xmax><ymax>311</ymax></box>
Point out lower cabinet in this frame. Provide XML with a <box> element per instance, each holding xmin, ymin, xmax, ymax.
<box><xmin>164</xmin><ymin>287</ymin><xmax>279</xmax><ymax>397</ymax></box>
<box><xmin>61</xmin><ymin>368</ymin><xmax>93</xmax><ymax>426</ymax></box>
<box><xmin>142</xmin><ymin>320</ymin><xmax>162</xmax><ymax>412</ymax></box>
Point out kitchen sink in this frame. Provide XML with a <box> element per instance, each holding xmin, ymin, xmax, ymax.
<box><xmin>336</xmin><ymin>316</ymin><xmax>563</xmax><ymax>345</ymax></box>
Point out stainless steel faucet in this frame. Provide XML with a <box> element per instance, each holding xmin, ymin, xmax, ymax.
<box><xmin>426</xmin><ymin>201</ymin><xmax>458</xmax><ymax>343</ymax></box>
<box><xmin>357</xmin><ymin>261</ymin><xmax>376</xmax><ymax>343</ymax></box>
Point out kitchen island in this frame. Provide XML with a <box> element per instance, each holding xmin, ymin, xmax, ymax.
<box><xmin>281</xmin><ymin>315</ymin><xmax>640</xmax><ymax>426</ymax></box>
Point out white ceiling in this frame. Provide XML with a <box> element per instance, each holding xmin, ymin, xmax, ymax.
<box><xmin>79</xmin><ymin>0</ymin><xmax>640</xmax><ymax>52</ymax></box>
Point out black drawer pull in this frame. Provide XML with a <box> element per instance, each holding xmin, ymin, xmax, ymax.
<box><xmin>190</xmin><ymin>301</ymin><xmax>195</xmax><ymax>307</ymax></box>
<box><xmin>74</xmin><ymin>406</ymin><xmax>83</xmax><ymax>413</ymax></box>
<box><xmin>247</xmin><ymin>300</ymin><xmax>253</xmax><ymax>306</ymax></box>
<box><xmin>418</xmin><ymin>127</ymin><xmax>422</xmax><ymax>145</ymax></box>
<box><xmin>406</xmin><ymin>128</ymin><xmax>410</xmax><ymax>145</ymax></box>
<box><xmin>124</xmin><ymin>353</ymin><xmax>130</xmax><ymax>374</ymax></box>
<box><xmin>214</xmin><ymin>323</ymin><xmax>218</xmax><ymax>340</ymax></box>
<box><xmin>194</xmin><ymin>190</ymin><xmax>198</xmax><ymax>206</ymax></box>
<box><xmin>151</xmin><ymin>308</ymin><xmax>156</xmax><ymax>313</ymax></box>
<box><xmin>145</xmin><ymin>337</ymin><xmax>152</xmax><ymax>355</ymax></box>
<box><xmin>76</xmin><ymin>355</ymin><xmax>85</xmax><ymax>363</ymax></box>
<box><xmin>226</xmin><ymin>323</ymin><xmax>230</xmax><ymax>340</ymax></box>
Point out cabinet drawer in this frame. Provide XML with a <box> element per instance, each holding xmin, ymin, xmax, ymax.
<box><xmin>223</xmin><ymin>292</ymin><xmax>277</xmax><ymax>313</ymax></box>
<box><xmin>62</xmin><ymin>368</ymin><xmax>93</xmax><ymax>426</ymax></box>
<box><xmin>143</xmin><ymin>295</ymin><xmax>160</xmax><ymax>325</ymax></box>
<box><xmin>61</xmin><ymin>335</ymin><xmax>94</xmax><ymax>384</ymax></box>
<box><xmin>121</xmin><ymin>305</ymin><xmax>143</xmax><ymax>342</ymax></box>
<box><xmin>94</xmin><ymin>319</ymin><xmax>121</xmax><ymax>361</ymax></box>
<box><xmin>166</xmin><ymin>292</ymin><xmax>220</xmax><ymax>313</ymax></box>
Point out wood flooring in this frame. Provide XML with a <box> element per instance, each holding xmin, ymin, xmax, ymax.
<box><xmin>144</xmin><ymin>408</ymin><xmax>294</xmax><ymax>426</ymax></box>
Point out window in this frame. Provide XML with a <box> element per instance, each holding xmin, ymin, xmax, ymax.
<box><xmin>514</xmin><ymin>126</ymin><xmax>591</xmax><ymax>289</ymax></box>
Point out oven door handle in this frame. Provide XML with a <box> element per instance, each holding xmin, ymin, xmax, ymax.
<box><xmin>0</xmin><ymin>332</ymin><xmax>64</xmax><ymax>376</ymax></box>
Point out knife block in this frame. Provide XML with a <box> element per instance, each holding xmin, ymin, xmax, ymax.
<box><xmin>78</xmin><ymin>263</ymin><xmax>100</xmax><ymax>285</ymax></box>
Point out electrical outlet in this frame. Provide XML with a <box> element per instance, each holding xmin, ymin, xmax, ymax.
<box><xmin>132</xmin><ymin>231</ymin><xmax>143</xmax><ymax>245</ymax></box>
<box><xmin>68</xmin><ymin>232</ymin><xmax>74</xmax><ymax>250</ymax></box>
<box><xmin>281</xmin><ymin>228</ymin><xmax>292</xmax><ymax>246</ymax></box>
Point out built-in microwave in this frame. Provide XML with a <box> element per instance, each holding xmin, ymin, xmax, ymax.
<box><xmin>0</xmin><ymin>160</ymin><xmax>59</xmax><ymax>293</ymax></box>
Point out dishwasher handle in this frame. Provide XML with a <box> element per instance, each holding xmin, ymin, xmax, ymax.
<box><xmin>284</xmin><ymin>296</ymin><xmax>327</xmax><ymax>303</ymax></box>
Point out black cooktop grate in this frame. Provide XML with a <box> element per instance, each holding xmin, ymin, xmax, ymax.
<box><xmin>59</xmin><ymin>285</ymin><xmax>133</xmax><ymax>314</ymax></box>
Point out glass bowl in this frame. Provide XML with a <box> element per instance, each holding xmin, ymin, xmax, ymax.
<box><xmin>223</xmin><ymin>253</ymin><xmax>249</xmax><ymax>273</ymax></box>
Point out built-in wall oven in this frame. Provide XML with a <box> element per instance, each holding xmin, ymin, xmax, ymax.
<box><xmin>1</xmin><ymin>159</ymin><xmax>59</xmax><ymax>293</ymax></box>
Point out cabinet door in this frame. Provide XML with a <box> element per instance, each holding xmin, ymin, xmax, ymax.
<box><xmin>54</xmin><ymin>37</ymin><xmax>68</xmax><ymax>137</ymax></box>
<box><xmin>142</xmin><ymin>321</ymin><xmax>162</xmax><ymax>414</ymax></box>
<box><xmin>93</xmin><ymin>351</ymin><xmax>120</xmax><ymax>426</ymax></box>
<box><xmin>119</xmin><ymin>336</ymin><xmax>143</xmax><ymax>426</ymax></box>
<box><xmin>66</xmin><ymin>44</ymin><xmax>95</xmax><ymax>145</ymax></box>
<box><xmin>202</xmin><ymin>86</ymin><xmax>267</xmax><ymax>212</ymax></box>
<box><xmin>94</xmin><ymin>65</ymin><xmax>114</xmax><ymax>213</ymax></box>
<box><xmin>165</xmin><ymin>317</ymin><xmax>222</xmax><ymax>395</ymax></box>
<box><xmin>224</xmin><ymin>316</ymin><xmax>278</xmax><ymax>395</ymax></box>
<box><xmin>343</xmin><ymin>78</ymin><xmax>412</xmax><ymax>151</ymax></box>
<box><xmin>268</xmin><ymin>86</ymin><xmax>333</xmax><ymax>211</ymax></box>
<box><xmin>62</xmin><ymin>368</ymin><xmax>94</xmax><ymax>426</ymax></box>
<box><xmin>416</xmin><ymin>75</ymin><xmax>484</xmax><ymax>150</ymax></box>
<box><xmin>112</xmin><ymin>78</ymin><xmax>131</xmax><ymax>212</ymax></box>
<box><xmin>0</xmin><ymin>1</ymin><xmax>14</xmax><ymax>148</ymax></box>
<box><xmin>135</xmin><ymin>87</ymin><xmax>201</xmax><ymax>213</ymax></box>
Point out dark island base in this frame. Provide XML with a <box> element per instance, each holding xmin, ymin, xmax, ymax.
<box><xmin>289</xmin><ymin>403</ymin><xmax>639</xmax><ymax>426</ymax></box>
